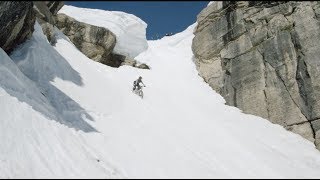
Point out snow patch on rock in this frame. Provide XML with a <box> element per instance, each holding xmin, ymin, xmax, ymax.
<box><xmin>58</xmin><ymin>5</ymin><xmax>148</xmax><ymax>58</ymax></box>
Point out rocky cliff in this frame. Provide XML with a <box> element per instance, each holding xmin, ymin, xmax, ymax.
<box><xmin>192</xmin><ymin>1</ymin><xmax>320</xmax><ymax>149</ymax></box>
<box><xmin>0</xmin><ymin>2</ymin><xmax>35</xmax><ymax>53</ymax></box>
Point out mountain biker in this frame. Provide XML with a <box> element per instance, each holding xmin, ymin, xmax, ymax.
<box><xmin>133</xmin><ymin>76</ymin><xmax>146</xmax><ymax>91</ymax></box>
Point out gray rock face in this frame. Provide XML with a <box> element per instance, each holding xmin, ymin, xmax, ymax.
<box><xmin>55</xmin><ymin>13</ymin><xmax>118</xmax><ymax>66</ymax></box>
<box><xmin>192</xmin><ymin>1</ymin><xmax>320</xmax><ymax>146</ymax></box>
<box><xmin>0</xmin><ymin>2</ymin><xmax>36</xmax><ymax>53</ymax></box>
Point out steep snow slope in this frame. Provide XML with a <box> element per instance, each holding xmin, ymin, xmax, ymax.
<box><xmin>2</xmin><ymin>10</ymin><xmax>320</xmax><ymax>178</ymax></box>
<box><xmin>0</xmin><ymin>24</ymin><xmax>121</xmax><ymax>178</ymax></box>
<box><xmin>59</xmin><ymin>5</ymin><xmax>148</xmax><ymax>58</ymax></box>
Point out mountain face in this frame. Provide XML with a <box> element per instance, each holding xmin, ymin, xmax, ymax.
<box><xmin>192</xmin><ymin>1</ymin><xmax>320</xmax><ymax>149</ymax></box>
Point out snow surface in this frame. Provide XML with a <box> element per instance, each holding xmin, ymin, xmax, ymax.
<box><xmin>208</xmin><ymin>1</ymin><xmax>214</xmax><ymax>6</ymax></box>
<box><xmin>1</xmin><ymin>8</ymin><xmax>320</xmax><ymax>178</ymax></box>
<box><xmin>58</xmin><ymin>5</ymin><xmax>148</xmax><ymax>58</ymax></box>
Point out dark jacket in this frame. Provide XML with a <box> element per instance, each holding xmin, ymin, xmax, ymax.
<box><xmin>134</xmin><ymin>78</ymin><xmax>145</xmax><ymax>87</ymax></box>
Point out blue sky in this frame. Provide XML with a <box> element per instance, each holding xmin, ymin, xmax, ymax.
<box><xmin>65</xmin><ymin>1</ymin><xmax>209</xmax><ymax>40</ymax></box>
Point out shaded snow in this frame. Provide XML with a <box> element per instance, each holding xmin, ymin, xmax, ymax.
<box><xmin>58</xmin><ymin>5</ymin><xmax>148</xmax><ymax>58</ymax></box>
<box><xmin>0</xmin><ymin>24</ymin><xmax>121</xmax><ymax>178</ymax></box>
<box><xmin>0</xmin><ymin>10</ymin><xmax>320</xmax><ymax>178</ymax></box>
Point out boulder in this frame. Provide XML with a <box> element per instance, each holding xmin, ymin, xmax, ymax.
<box><xmin>55</xmin><ymin>13</ymin><xmax>150</xmax><ymax>69</ymax></box>
<box><xmin>56</xmin><ymin>13</ymin><xmax>117</xmax><ymax>65</ymax></box>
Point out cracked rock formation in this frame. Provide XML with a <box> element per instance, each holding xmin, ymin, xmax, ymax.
<box><xmin>0</xmin><ymin>2</ymin><xmax>36</xmax><ymax>53</ymax></box>
<box><xmin>192</xmin><ymin>1</ymin><xmax>320</xmax><ymax>148</ymax></box>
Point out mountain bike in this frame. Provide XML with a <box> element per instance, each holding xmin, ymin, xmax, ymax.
<box><xmin>133</xmin><ymin>85</ymin><xmax>145</xmax><ymax>99</ymax></box>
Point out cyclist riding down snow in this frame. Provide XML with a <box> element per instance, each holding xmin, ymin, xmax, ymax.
<box><xmin>133</xmin><ymin>76</ymin><xmax>146</xmax><ymax>91</ymax></box>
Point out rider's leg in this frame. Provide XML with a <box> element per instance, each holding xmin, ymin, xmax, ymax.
<box><xmin>138</xmin><ymin>86</ymin><xmax>143</xmax><ymax>98</ymax></box>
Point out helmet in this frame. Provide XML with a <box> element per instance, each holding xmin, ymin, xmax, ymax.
<box><xmin>139</xmin><ymin>76</ymin><xmax>142</xmax><ymax>79</ymax></box>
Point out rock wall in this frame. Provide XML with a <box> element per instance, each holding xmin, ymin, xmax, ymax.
<box><xmin>192</xmin><ymin>1</ymin><xmax>320</xmax><ymax>148</ymax></box>
<box><xmin>0</xmin><ymin>2</ymin><xmax>36</xmax><ymax>53</ymax></box>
